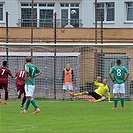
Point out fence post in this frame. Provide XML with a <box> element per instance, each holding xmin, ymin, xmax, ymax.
<box><xmin>6</xmin><ymin>12</ymin><xmax>9</xmax><ymax>67</ymax></box>
<box><xmin>31</xmin><ymin>0</ymin><xmax>34</xmax><ymax>57</ymax></box>
<box><xmin>100</xmin><ymin>14</ymin><xmax>104</xmax><ymax>44</ymax></box>
<box><xmin>54</xmin><ymin>12</ymin><xmax>57</xmax><ymax>99</ymax></box>
<box><xmin>95</xmin><ymin>0</ymin><xmax>97</xmax><ymax>44</ymax></box>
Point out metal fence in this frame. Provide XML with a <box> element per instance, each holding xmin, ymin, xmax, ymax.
<box><xmin>0</xmin><ymin>43</ymin><xmax>132</xmax><ymax>100</ymax></box>
<box><xmin>17</xmin><ymin>19</ymin><xmax>82</xmax><ymax>28</ymax></box>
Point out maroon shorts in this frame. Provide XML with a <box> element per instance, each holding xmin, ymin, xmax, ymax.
<box><xmin>0</xmin><ymin>83</ymin><xmax>8</xmax><ymax>91</ymax></box>
<box><xmin>16</xmin><ymin>84</ymin><xmax>25</xmax><ymax>94</ymax></box>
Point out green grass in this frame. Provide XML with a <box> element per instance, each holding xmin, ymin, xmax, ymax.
<box><xmin>0</xmin><ymin>100</ymin><xmax>132</xmax><ymax>133</ymax></box>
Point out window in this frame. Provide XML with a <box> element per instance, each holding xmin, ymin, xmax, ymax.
<box><xmin>60</xmin><ymin>3</ymin><xmax>69</xmax><ymax>7</ymax></box>
<box><xmin>0</xmin><ymin>3</ymin><xmax>3</xmax><ymax>21</ymax></box>
<box><xmin>39</xmin><ymin>3</ymin><xmax>54</xmax><ymax>7</ymax></box>
<box><xmin>20</xmin><ymin>3</ymin><xmax>54</xmax><ymax>27</ymax></box>
<box><xmin>60</xmin><ymin>3</ymin><xmax>80</xmax><ymax>27</ymax></box>
<box><xmin>21</xmin><ymin>3</ymin><xmax>37</xmax><ymax>27</ymax></box>
<box><xmin>106</xmin><ymin>3</ymin><xmax>114</xmax><ymax>21</ymax></box>
<box><xmin>126</xmin><ymin>2</ymin><xmax>133</xmax><ymax>21</ymax></box>
<box><xmin>96</xmin><ymin>2</ymin><xmax>115</xmax><ymax>22</ymax></box>
<box><xmin>39</xmin><ymin>9</ymin><xmax>53</xmax><ymax>27</ymax></box>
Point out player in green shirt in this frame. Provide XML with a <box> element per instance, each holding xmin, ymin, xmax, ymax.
<box><xmin>109</xmin><ymin>59</ymin><xmax>129</xmax><ymax>110</ymax></box>
<box><xmin>21</xmin><ymin>57</ymin><xmax>42</xmax><ymax>114</ymax></box>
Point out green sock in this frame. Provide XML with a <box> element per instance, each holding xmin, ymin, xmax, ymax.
<box><xmin>62</xmin><ymin>98</ymin><xmax>65</xmax><ymax>100</ymax></box>
<box><xmin>25</xmin><ymin>99</ymin><xmax>30</xmax><ymax>110</ymax></box>
<box><xmin>120</xmin><ymin>97</ymin><xmax>124</xmax><ymax>108</ymax></box>
<box><xmin>70</xmin><ymin>98</ymin><xmax>73</xmax><ymax>101</ymax></box>
<box><xmin>30</xmin><ymin>98</ymin><xmax>38</xmax><ymax>110</ymax></box>
<box><xmin>114</xmin><ymin>97</ymin><xmax>118</xmax><ymax>108</ymax></box>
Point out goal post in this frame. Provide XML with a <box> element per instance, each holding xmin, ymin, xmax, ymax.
<box><xmin>0</xmin><ymin>43</ymin><xmax>132</xmax><ymax>100</ymax></box>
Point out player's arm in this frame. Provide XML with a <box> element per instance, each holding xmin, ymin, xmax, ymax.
<box><xmin>35</xmin><ymin>71</ymin><xmax>42</xmax><ymax>77</ymax></box>
<box><xmin>71</xmin><ymin>69</ymin><xmax>74</xmax><ymax>83</ymax></box>
<box><xmin>94</xmin><ymin>76</ymin><xmax>102</xmax><ymax>87</ymax></box>
<box><xmin>25</xmin><ymin>64</ymin><xmax>31</xmax><ymax>80</ymax></box>
<box><xmin>108</xmin><ymin>93</ymin><xmax>110</xmax><ymax>102</ymax></box>
<box><xmin>124</xmin><ymin>73</ymin><xmax>129</xmax><ymax>82</ymax></box>
<box><xmin>109</xmin><ymin>68</ymin><xmax>114</xmax><ymax>82</ymax></box>
<box><xmin>25</xmin><ymin>69</ymin><xmax>29</xmax><ymax>76</ymax></box>
<box><xmin>35</xmin><ymin>67</ymin><xmax>42</xmax><ymax>77</ymax></box>
<box><xmin>25</xmin><ymin>70</ymin><xmax>31</xmax><ymax>80</ymax></box>
<box><xmin>15</xmin><ymin>73</ymin><xmax>17</xmax><ymax>79</ymax></box>
<box><xmin>8</xmin><ymin>70</ymin><xmax>14</xmax><ymax>78</ymax></box>
<box><xmin>107</xmin><ymin>92</ymin><xmax>111</xmax><ymax>102</ymax></box>
<box><xmin>109</xmin><ymin>72</ymin><xmax>114</xmax><ymax>82</ymax></box>
<box><xmin>62</xmin><ymin>70</ymin><xmax>65</xmax><ymax>84</ymax></box>
<box><xmin>107</xmin><ymin>86</ymin><xmax>110</xmax><ymax>102</ymax></box>
<box><xmin>124</xmin><ymin>68</ymin><xmax>129</xmax><ymax>82</ymax></box>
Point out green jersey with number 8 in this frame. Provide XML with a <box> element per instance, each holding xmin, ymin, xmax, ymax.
<box><xmin>110</xmin><ymin>65</ymin><xmax>128</xmax><ymax>84</ymax></box>
<box><xmin>25</xmin><ymin>63</ymin><xmax>41</xmax><ymax>85</ymax></box>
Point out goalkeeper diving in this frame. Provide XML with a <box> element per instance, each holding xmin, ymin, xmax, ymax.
<box><xmin>69</xmin><ymin>76</ymin><xmax>110</xmax><ymax>102</ymax></box>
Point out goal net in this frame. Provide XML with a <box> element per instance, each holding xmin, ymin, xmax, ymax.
<box><xmin>0</xmin><ymin>43</ymin><xmax>132</xmax><ymax>100</ymax></box>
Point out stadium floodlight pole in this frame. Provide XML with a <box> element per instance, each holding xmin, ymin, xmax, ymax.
<box><xmin>100</xmin><ymin>14</ymin><xmax>104</xmax><ymax>44</ymax></box>
<box><xmin>6</xmin><ymin>12</ymin><xmax>9</xmax><ymax>67</ymax></box>
<box><xmin>95</xmin><ymin>0</ymin><xmax>98</xmax><ymax>44</ymax></box>
<box><xmin>30</xmin><ymin>0</ymin><xmax>34</xmax><ymax>56</ymax></box>
<box><xmin>54</xmin><ymin>12</ymin><xmax>57</xmax><ymax>99</ymax></box>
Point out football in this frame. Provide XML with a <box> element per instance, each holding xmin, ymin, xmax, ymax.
<box><xmin>71</xmin><ymin>10</ymin><xmax>76</xmax><ymax>14</ymax></box>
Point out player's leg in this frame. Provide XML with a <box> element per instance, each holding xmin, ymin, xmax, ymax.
<box><xmin>120</xmin><ymin>83</ymin><xmax>125</xmax><ymax>110</ymax></box>
<box><xmin>69</xmin><ymin>91</ymin><xmax>88</xmax><ymax>98</ymax></box>
<box><xmin>120</xmin><ymin>93</ymin><xmax>125</xmax><ymax>110</ymax></box>
<box><xmin>0</xmin><ymin>83</ymin><xmax>3</xmax><ymax>102</ymax></box>
<box><xmin>20</xmin><ymin>85</ymin><xmax>26</xmax><ymax>107</ymax></box>
<box><xmin>21</xmin><ymin>85</ymin><xmax>31</xmax><ymax>113</ymax></box>
<box><xmin>27</xmin><ymin>85</ymin><xmax>40</xmax><ymax>114</ymax></box>
<box><xmin>0</xmin><ymin>86</ymin><xmax>2</xmax><ymax>103</ymax></box>
<box><xmin>5</xmin><ymin>90</ymin><xmax>8</xmax><ymax>101</ymax></box>
<box><xmin>17</xmin><ymin>86</ymin><xmax>21</xmax><ymax>99</ymax></box>
<box><xmin>112</xmin><ymin>84</ymin><xmax>119</xmax><ymax>110</ymax></box>
<box><xmin>21</xmin><ymin>84</ymin><xmax>40</xmax><ymax>114</ymax></box>
<box><xmin>62</xmin><ymin>90</ymin><xmax>66</xmax><ymax>100</ymax></box>
<box><xmin>25</xmin><ymin>97</ymin><xmax>31</xmax><ymax>110</ymax></box>
<box><xmin>113</xmin><ymin>94</ymin><xmax>118</xmax><ymax>110</ymax></box>
<box><xmin>18</xmin><ymin>93</ymin><xmax>21</xmax><ymax>99</ymax></box>
<box><xmin>62</xmin><ymin>84</ymin><xmax>67</xmax><ymax>100</ymax></box>
<box><xmin>22</xmin><ymin>91</ymin><xmax>26</xmax><ymax>107</ymax></box>
<box><xmin>94</xmin><ymin>96</ymin><xmax>106</xmax><ymax>102</ymax></box>
<box><xmin>4</xmin><ymin>84</ymin><xmax>8</xmax><ymax>104</ymax></box>
<box><xmin>88</xmin><ymin>91</ymin><xmax>101</xmax><ymax>102</ymax></box>
<box><xmin>68</xmin><ymin>84</ymin><xmax>73</xmax><ymax>101</ymax></box>
<box><xmin>31</xmin><ymin>96</ymin><xmax>40</xmax><ymax>114</ymax></box>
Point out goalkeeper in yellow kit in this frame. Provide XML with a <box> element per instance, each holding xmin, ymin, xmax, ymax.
<box><xmin>69</xmin><ymin>76</ymin><xmax>110</xmax><ymax>102</ymax></box>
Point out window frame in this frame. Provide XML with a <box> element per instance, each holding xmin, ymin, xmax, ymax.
<box><xmin>125</xmin><ymin>2</ymin><xmax>133</xmax><ymax>23</ymax></box>
<box><xmin>60</xmin><ymin>3</ymin><xmax>80</xmax><ymax>27</ymax></box>
<box><xmin>95</xmin><ymin>2</ymin><xmax>115</xmax><ymax>23</ymax></box>
<box><xmin>0</xmin><ymin>2</ymin><xmax>4</xmax><ymax>22</ymax></box>
<box><xmin>38</xmin><ymin>3</ymin><xmax>55</xmax><ymax>27</ymax></box>
<box><xmin>20</xmin><ymin>2</ymin><xmax>55</xmax><ymax>27</ymax></box>
<box><xmin>20</xmin><ymin>3</ymin><xmax>37</xmax><ymax>27</ymax></box>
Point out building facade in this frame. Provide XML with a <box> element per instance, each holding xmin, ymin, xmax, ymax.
<box><xmin>0</xmin><ymin>0</ymin><xmax>133</xmax><ymax>28</ymax></box>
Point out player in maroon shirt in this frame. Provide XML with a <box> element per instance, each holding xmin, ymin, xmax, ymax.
<box><xmin>0</xmin><ymin>61</ymin><xmax>14</xmax><ymax>104</ymax></box>
<box><xmin>15</xmin><ymin>69</ymin><xmax>26</xmax><ymax>107</ymax></box>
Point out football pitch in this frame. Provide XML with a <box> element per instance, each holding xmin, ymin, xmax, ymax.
<box><xmin>0</xmin><ymin>100</ymin><xmax>132</xmax><ymax>133</ymax></box>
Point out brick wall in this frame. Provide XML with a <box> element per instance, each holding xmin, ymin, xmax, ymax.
<box><xmin>0</xmin><ymin>27</ymin><xmax>133</xmax><ymax>43</ymax></box>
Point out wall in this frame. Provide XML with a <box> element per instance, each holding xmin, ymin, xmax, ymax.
<box><xmin>0</xmin><ymin>27</ymin><xmax>133</xmax><ymax>42</ymax></box>
<box><xmin>0</xmin><ymin>0</ymin><xmax>133</xmax><ymax>28</ymax></box>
